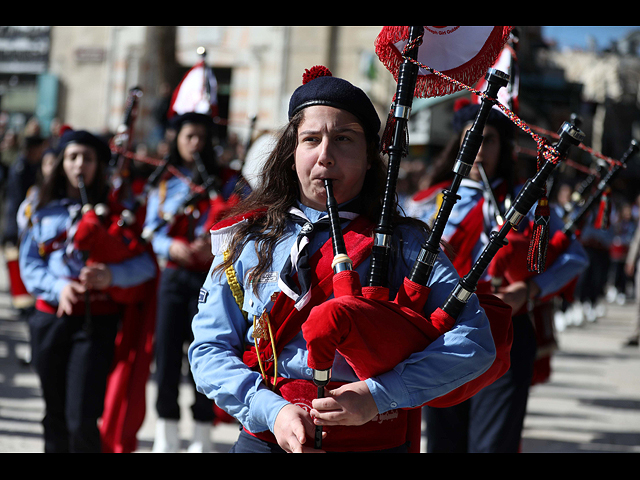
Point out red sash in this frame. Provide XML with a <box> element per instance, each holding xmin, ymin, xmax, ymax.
<box><xmin>447</xmin><ymin>198</ymin><xmax>485</xmax><ymax>274</ymax></box>
<box><xmin>35</xmin><ymin>295</ymin><xmax>121</xmax><ymax>316</ymax></box>
<box><xmin>242</xmin><ymin>215</ymin><xmax>375</xmax><ymax>376</ymax></box>
<box><xmin>410</xmin><ymin>179</ymin><xmax>451</xmax><ymax>203</ymax></box>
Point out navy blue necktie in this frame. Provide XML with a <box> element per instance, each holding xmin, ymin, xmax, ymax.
<box><xmin>278</xmin><ymin>204</ymin><xmax>359</xmax><ymax>311</ymax></box>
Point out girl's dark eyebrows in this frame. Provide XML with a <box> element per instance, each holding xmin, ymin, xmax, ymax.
<box><xmin>298</xmin><ymin>125</ymin><xmax>361</xmax><ymax>136</ymax></box>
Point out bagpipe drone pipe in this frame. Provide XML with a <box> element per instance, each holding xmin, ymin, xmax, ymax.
<box><xmin>564</xmin><ymin>139</ymin><xmax>639</xmax><ymax>238</ymax></box>
<box><xmin>108</xmin><ymin>86</ymin><xmax>143</xmax><ymax>204</ymax></box>
<box><xmin>113</xmin><ymin>155</ymin><xmax>172</xmax><ymax>230</ymax></box>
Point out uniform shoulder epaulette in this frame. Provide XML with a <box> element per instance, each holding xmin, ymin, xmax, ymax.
<box><xmin>210</xmin><ymin>208</ymin><xmax>267</xmax><ymax>256</ymax></box>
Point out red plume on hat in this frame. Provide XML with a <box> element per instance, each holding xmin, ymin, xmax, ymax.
<box><xmin>58</xmin><ymin>124</ymin><xmax>73</xmax><ymax>136</ymax></box>
<box><xmin>453</xmin><ymin>97</ymin><xmax>471</xmax><ymax>112</ymax></box>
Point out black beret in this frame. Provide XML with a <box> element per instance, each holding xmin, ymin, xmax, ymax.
<box><xmin>168</xmin><ymin>112</ymin><xmax>214</xmax><ymax>132</ymax></box>
<box><xmin>288</xmin><ymin>66</ymin><xmax>380</xmax><ymax>143</ymax></box>
<box><xmin>58</xmin><ymin>129</ymin><xmax>111</xmax><ymax>163</ymax></box>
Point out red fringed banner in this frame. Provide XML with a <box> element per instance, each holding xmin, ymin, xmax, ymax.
<box><xmin>374</xmin><ymin>26</ymin><xmax>513</xmax><ymax>98</ymax></box>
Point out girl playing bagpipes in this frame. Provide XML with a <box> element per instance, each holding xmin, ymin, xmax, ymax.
<box><xmin>188</xmin><ymin>66</ymin><xmax>496</xmax><ymax>453</ymax></box>
<box><xmin>18</xmin><ymin>130</ymin><xmax>158</xmax><ymax>453</ymax></box>
<box><xmin>143</xmin><ymin>111</ymin><xmax>248</xmax><ymax>452</ymax></box>
<box><xmin>405</xmin><ymin>102</ymin><xmax>589</xmax><ymax>452</ymax></box>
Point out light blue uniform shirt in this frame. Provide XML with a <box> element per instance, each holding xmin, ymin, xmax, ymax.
<box><xmin>188</xmin><ymin>201</ymin><xmax>496</xmax><ymax>435</ymax></box>
<box><xmin>19</xmin><ymin>198</ymin><xmax>157</xmax><ymax>305</ymax></box>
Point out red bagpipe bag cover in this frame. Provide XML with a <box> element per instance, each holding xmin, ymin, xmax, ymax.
<box><xmin>72</xmin><ymin>200</ymin><xmax>159</xmax><ymax>453</ymax></box>
<box><xmin>235</xmin><ymin>212</ymin><xmax>512</xmax><ymax>451</ymax></box>
<box><xmin>302</xmin><ymin>277</ymin><xmax>513</xmax><ymax>410</ymax></box>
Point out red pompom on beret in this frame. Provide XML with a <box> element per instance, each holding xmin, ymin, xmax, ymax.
<box><xmin>302</xmin><ymin>65</ymin><xmax>332</xmax><ymax>84</ymax></box>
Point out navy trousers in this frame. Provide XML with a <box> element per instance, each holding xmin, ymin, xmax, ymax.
<box><xmin>154</xmin><ymin>266</ymin><xmax>214</xmax><ymax>422</ymax></box>
<box><xmin>29</xmin><ymin>309</ymin><xmax>119</xmax><ymax>453</ymax></box>
<box><xmin>424</xmin><ymin>313</ymin><xmax>537</xmax><ymax>453</ymax></box>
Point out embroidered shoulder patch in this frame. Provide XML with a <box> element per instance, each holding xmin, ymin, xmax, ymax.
<box><xmin>198</xmin><ymin>288</ymin><xmax>208</xmax><ymax>303</ymax></box>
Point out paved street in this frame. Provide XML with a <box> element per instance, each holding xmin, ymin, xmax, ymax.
<box><xmin>1</xmin><ymin>251</ymin><xmax>639</xmax><ymax>453</ymax></box>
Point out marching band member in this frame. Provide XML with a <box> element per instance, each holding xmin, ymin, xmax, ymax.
<box><xmin>188</xmin><ymin>67</ymin><xmax>496</xmax><ymax>453</ymax></box>
<box><xmin>18</xmin><ymin>129</ymin><xmax>157</xmax><ymax>453</ymax></box>
<box><xmin>405</xmin><ymin>102</ymin><xmax>588</xmax><ymax>452</ymax></box>
<box><xmin>2</xmin><ymin>135</ymin><xmax>47</xmax><ymax>314</ymax></box>
<box><xmin>144</xmin><ymin>111</ymin><xmax>246</xmax><ymax>452</ymax></box>
<box><xmin>625</xmin><ymin>202</ymin><xmax>640</xmax><ymax>347</ymax></box>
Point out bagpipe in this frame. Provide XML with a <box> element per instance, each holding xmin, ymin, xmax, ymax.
<box><xmin>115</xmin><ymin>155</ymin><xmax>172</xmax><ymax>229</ymax></box>
<box><xmin>299</xmin><ymin>26</ymin><xmax>586</xmax><ymax>450</ymax></box>
<box><xmin>108</xmin><ymin>137</ymin><xmax>238</xmax><ymax>247</ymax></box>
<box><xmin>564</xmin><ymin>139</ymin><xmax>639</xmax><ymax>237</ymax></box>
<box><xmin>109</xmin><ymin>86</ymin><xmax>144</xmax><ymax>202</ymax></box>
<box><xmin>487</xmin><ymin>139</ymin><xmax>637</xmax><ymax>386</ymax></box>
<box><xmin>106</xmin><ymin>86</ymin><xmax>180</xmax><ymax>231</ymax></box>
<box><xmin>73</xmin><ymin>173</ymin><xmax>157</xmax><ymax>306</ymax></box>
<box><xmin>139</xmin><ymin>172</ymin><xmax>219</xmax><ymax>244</ymax></box>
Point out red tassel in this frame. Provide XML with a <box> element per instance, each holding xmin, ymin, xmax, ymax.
<box><xmin>594</xmin><ymin>187</ymin><xmax>611</xmax><ymax>229</ymax></box>
<box><xmin>527</xmin><ymin>196</ymin><xmax>550</xmax><ymax>273</ymax></box>
<box><xmin>380</xmin><ymin>101</ymin><xmax>396</xmax><ymax>154</ymax></box>
<box><xmin>380</xmin><ymin>97</ymin><xmax>409</xmax><ymax>156</ymax></box>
